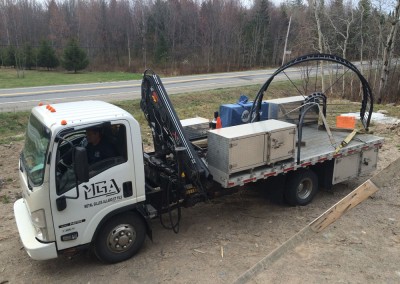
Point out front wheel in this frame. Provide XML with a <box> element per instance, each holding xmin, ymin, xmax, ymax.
<box><xmin>94</xmin><ymin>212</ymin><xmax>146</xmax><ymax>263</ymax></box>
<box><xmin>284</xmin><ymin>169</ymin><xmax>318</xmax><ymax>206</ymax></box>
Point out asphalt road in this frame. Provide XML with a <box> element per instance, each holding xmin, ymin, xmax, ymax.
<box><xmin>0</xmin><ymin>69</ymin><xmax>284</xmax><ymax>112</ymax></box>
<box><xmin>1</xmin><ymin>59</ymin><xmax>371</xmax><ymax>112</ymax></box>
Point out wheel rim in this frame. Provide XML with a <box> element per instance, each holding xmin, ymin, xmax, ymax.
<box><xmin>297</xmin><ymin>178</ymin><xmax>313</xmax><ymax>200</ymax></box>
<box><xmin>107</xmin><ymin>224</ymin><xmax>136</xmax><ymax>253</ymax></box>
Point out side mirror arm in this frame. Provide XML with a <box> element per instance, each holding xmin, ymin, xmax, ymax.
<box><xmin>71</xmin><ymin>146</ymin><xmax>89</xmax><ymax>200</ymax></box>
<box><xmin>56</xmin><ymin>147</ymin><xmax>89</xmax><ymax>211</ymax></box>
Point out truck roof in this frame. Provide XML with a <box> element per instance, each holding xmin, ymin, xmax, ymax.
<box><xmin>32</xmin><ymin>100</ymin><xmax>131</xmax><ymax>129</ymax></box>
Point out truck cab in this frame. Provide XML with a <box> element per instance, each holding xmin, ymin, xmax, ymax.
<box><xmin>14</xmin><ymin>101</ymin><xmax>147</xmax><ymax>263</ymax></box>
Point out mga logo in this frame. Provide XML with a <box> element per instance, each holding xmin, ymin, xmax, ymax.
<box><xmin>83</xmin><ymin>179</ymin><xmax>120</xmax><ymax>200</ymax></box>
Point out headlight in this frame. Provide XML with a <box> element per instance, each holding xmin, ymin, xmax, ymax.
<box><xmin>31</xmin><ymin>209</ymin><xmax>49</xmax><ymax>242</ymax></box>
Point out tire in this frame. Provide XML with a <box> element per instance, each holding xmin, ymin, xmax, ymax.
<box><xmin>284</xmin><ymin>169</ymin><xmax>318</xmax><ymax>206</ymax></box>
<box><xmin>94</xmin><ymin>212</ymin><xmax>146</xmax><ymax>264</ymax></box>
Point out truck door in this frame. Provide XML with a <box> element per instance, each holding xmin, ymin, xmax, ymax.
<box><xmin>49</xmin><ymin>121</ymin><xmax>137</xmax><ymax>251</ymax></box>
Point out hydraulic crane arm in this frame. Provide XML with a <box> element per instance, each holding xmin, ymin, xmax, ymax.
<box><xmin>140</xmin><ymin>70</ymin><xmax>211</xmax><ymax>193</ymax></box>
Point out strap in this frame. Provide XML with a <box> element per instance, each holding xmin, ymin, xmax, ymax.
<box><xmin>317</xmin><ymin>104</ymin><xmax>337</xmax><ymax>148</ymax></box>
<box><xmin>335</xmin><ymin>129</ymin><xmax>358</xmax><ymax>154</ymax></box>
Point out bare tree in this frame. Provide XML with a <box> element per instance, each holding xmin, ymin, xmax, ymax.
<box><xmin>326</xmin><ymin>1</ymin><xmax>354</xmax><ymax>60</ymax></box>
<box><xmin>311</xmin><ymin>0</ymin><xmax>325</xmax><ymax>91</ymax></box>
<box><xmin>326</xmin><ymin>0</ymin><xmax>354</xmax><ymax>96</ymax></box>
<box><xmin>0</xmin><ymin>0</ymin><xmax>12</xmax><ymax>46</ymax></box>
<box><xmin>48</xmin><ymin>0</ymin><xmax>69</xmax><ymax>48</ymax></box>
<box><xmin>378</xmin><ymin>0</ymin><xmax>400</xmax><ymax>103</ymax></box>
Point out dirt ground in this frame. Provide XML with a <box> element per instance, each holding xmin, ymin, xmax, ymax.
<box><xmin>1</xmin><ymin>122</ymin><xmax>400</xmax><ymax>284</ymax></box>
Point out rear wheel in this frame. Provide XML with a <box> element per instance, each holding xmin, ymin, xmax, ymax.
<box><xmin>285</xmin><ymin>169</ymin><xmax>318</xmax><ymax>206</ymax></box>
<box><xmin>94</xmin><ymin>212</ymin><xmax>146</xmax><ymax>263</ymax></box>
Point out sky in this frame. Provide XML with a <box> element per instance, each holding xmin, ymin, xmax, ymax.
<box><xmin>243</xmin><ymin>0</ymin><xmax>398</xmax><ymax>12</ymax></box>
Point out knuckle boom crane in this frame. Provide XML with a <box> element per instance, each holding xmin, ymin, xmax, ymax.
<box><xmin>140</xmin><ymin>71</ymin><xmax>213</xmax><ymax>230</ymax></box>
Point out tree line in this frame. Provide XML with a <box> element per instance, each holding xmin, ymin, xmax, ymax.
<box><xmin>0</xmin><ymin>0</ymin><xmax>399</xmax><ymax>100</ymax></box>
<box><xmin>2</xmin><ymin>39</ymin><xmax>88</xmax><ymax>73</ymax></box>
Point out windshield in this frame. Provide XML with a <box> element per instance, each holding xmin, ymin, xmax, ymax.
<box><xmin>21</xmin><ymin>114</ymin><xmax>51</xmax><ymax>186</ymax></box>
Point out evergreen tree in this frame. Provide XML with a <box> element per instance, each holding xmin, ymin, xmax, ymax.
<box><xmin>37</xmin><ymin>40</ymin><xmax>59</xmax><ymax>70</ymax></box>
<box><xmin>61</xmin><ymin>39</ymin><xmax>89</xmax><ymax>73</ymax></box>
<box><xmin>154</xmin><ymin>35</ymin><xmax>169</xmax><ymax>64</ymax></box>
<box><xmin>4</xmin><ymin>46</ymin><xmax>16</xmax><ymax>67</ymax></box>
<box><xmin>23</xmin><ymin>44</ymin><xmax>36</xmax><ymax>70</ymax></box>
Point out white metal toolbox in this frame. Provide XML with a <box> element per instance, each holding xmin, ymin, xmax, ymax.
<box><xmin>207</xmin><ymin>119</ymin><xmax>296</xmax><ymax>175</ymax></box>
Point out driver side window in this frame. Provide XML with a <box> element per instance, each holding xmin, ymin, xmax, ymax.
<box><xmin>56</xmin><ymin>124</ymin><xmax>127</xmax><ymax>195</ymax></box>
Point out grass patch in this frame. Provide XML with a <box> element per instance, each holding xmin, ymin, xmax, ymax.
<box><xmin>1</xmin><ymin>195</ymin><xmax>10</xmax><ymax>204</ymax></box>
<box><xmin>115</xmin><ymin>84</ymin><xmax>262</xmax><ymax>120</ymax></box>
<box><xmin>0</xmin><ymin>68</ymin><xmax>142</xmax><ymax>89</ymax></box>
<box><xmin>0</xmin><ymin>111</ymin><xmax>30</xmax><ymax>144</ymax></box>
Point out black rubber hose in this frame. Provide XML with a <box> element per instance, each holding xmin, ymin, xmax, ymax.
<box><xmin>297</xmin><ymin>103</ymin><xmax>320</xmax><ymax>165</ymax></box>
<box><xmin>249</xmin><ymin>53</ymin><xmax>373</xmax><ymax>130</ymax></box>
<box><xmin>159</xmin><ymin>178</ymin><xmax>181</xmax><ymax>234</ymax></box>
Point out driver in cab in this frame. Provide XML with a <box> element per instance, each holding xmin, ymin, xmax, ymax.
<box><xmin>83</xmin><ymin>128</ymin><xmax>116</xmax><ymax>164</ymax></box>
<box><xmin>57</xmin><ymin>126</ymin><xmax>117</xmax><ymax>193</ymax></box>
<box><xmin>57</xmin><ymin>127</ymin><xmax>116</xmax><ymax>173</ymax></box>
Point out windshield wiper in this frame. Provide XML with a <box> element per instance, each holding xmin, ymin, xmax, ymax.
<box><xmin>27</xmin><ymin>178</ymin><xmax>33</xmax><ymax>190</ymax></box>
<box><xmin>19</xmin><ymin>153</ymin><xmax>24</xmax><ymax>173</ymax></box>
<box><xmin>21</xmin><ymin>153</ymin><xmax>33</xmax><ymax>191</ymax></box>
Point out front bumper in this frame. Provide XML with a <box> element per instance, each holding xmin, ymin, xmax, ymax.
<box><xmin>14</xmin><ymin>199</ymin><xmax>57</xmax><ymax>260</ymax></box>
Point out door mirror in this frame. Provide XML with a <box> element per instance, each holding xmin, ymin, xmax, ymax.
<box><xmin>56</xmin><ymin>195</ymin><xmax>67</xmax><ymax>211</ymax></box>
<box><xmin>74</xmin><ymin>146</ymin><xmax>89</xmax><ymax>183</ymax></box>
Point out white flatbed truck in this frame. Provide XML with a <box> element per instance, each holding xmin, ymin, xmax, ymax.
<box><xmin>14</xmin><ymin>54</ymin><xmax>384</xmax><ymax>263</ymax></box>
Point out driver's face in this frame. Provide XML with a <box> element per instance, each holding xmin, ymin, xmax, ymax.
<box><xmin>86</xmin><ymin>129</ymin><xmax>101</xmax><ymax>145</ymax></box>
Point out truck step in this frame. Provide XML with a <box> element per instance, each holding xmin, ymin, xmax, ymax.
<box><xmin>145</xmin><ymin>204</ymin><xmax>158</xmax><ymax>218</ymax></box>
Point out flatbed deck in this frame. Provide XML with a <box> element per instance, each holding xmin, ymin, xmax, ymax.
<box><xmin>300</xmin><ymin>126</ymin><xmax>382</xmax><ymax>160</ymax></box>
<box><xmin>208</xmin><ymin>125</ymin><xmax>384</xmax><ymax>188</ymax></box>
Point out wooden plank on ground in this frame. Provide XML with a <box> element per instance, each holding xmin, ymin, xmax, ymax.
<box><xmin>310</xmin><ymin>180</ymin><xmax>378</xmax><ymax>233</ymax></box>
<box><xmin>234</xmin><ymin>157</ymin><xmax>400</xmax><ymax>284</ymax></box>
